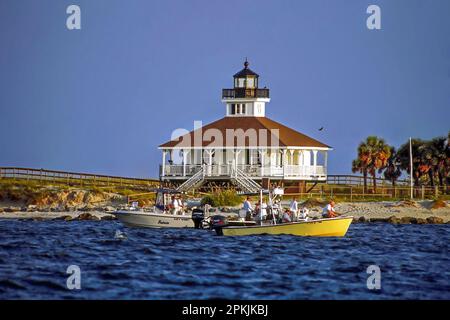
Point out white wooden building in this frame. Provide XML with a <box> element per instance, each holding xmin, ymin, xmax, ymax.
<box><xmin>159</xmin><ymin>60</ymin><xmax>331</xmax><ymax>192</ymax></box>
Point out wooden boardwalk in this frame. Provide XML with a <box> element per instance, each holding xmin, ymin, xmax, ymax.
<box><xmin>0</xmin><ymin>167</ymin><xmax>160</xmax><ymax>189</ymax></box>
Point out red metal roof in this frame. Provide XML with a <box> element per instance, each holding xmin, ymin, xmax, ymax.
<box><xmin>159</xmin><ymin>116</ymin><xmax>330</xmax><ymax>148</ymax></box>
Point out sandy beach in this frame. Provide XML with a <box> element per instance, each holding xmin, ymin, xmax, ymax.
<box><xmin>0</xmin><ymin>200</ymin><xmax>449</xmax><ymax>223</ymax></box>
<box><xmin>315</xmin><ymin>200</ymin><xmax>450</xmax><ymax>223</ymax></box>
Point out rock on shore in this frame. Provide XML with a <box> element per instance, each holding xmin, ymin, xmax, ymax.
<box><xmin>0</xmin><ymin>210</ymin><xmax>116</xmax><ymax>221</ymax></box>
<box><xmin>0</xmin><ymin>186</ymin><xmax>126</xmax><ymax>213</ymax></box>
<box><xmin>0</xmin><ymin>186</ymin><xmax>125</xmax><ymax>221</ymax></box>
<box><xmin>352</xmin><ymin>215</ymin><xmax>445</xmax><ymax>224</ymax></box>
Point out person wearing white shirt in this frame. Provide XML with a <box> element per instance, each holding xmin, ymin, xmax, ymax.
<box><xmin>322</xmin><ymin>200</ymin><xmax>339</xmax><ymax>218</ymax></box>
<box><xmin>171</xmin><ymin>196</ymin><xmax>180</xmax><ymax>215</ymax></box>
<box><xmin>300</xmin><ymin>206</ymin><xmax>309</xmax><ymax>220</ymax></box>
<box><xmin>177</xmin><ymin>197</ymin><xmax>184</xmax><ymax>215</ymax></box>
<box><xmin>289</xmin><ymin>198</ymin><xmax>298</xmax><ymax>221</ymax></box>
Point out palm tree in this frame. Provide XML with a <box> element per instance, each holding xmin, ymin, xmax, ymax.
<box><xmin>397</xmin><ymin>138</ymin><xmax>425</xmax><ymax>186</ymax></box>
<box><xmin>403</xmin><ymin>137</ymin><xmax>448</xmax><ymax>187</ymax></box>
<box><xmin>352</xmin><ymin>150</ymin><xmax>369</xmax><ymax>192</ymax></box>
<box><xmin>366</xmin><ymin>136</ymin><xmax>391</xmax><ymax>192</ymax></box>
<box><xmin>428</xmin><ymin>137</ymin><xmax>449</xmax><ymax>187</ymax></box>
<box><xmin>447</xmin><ymin>131</ymin><xmax>450</xmax><ymax>187</ymax></box>
<box><xmin>417</xmin><ymin>141</ymin><xmax>438</xmax><ymax>186</ymax></box>
<box><xmin>352</xmin><ymin>136</ymin><xmax>391</xmax><ymax>193</ymax></box>
<box><xmin>381</xmin><ymin>146</ymin><xmax>402</xmax><ymax>187</ymax></box>
<box><xmin>352</xmin><ymin>158</ymin><xmax>368</xmax><ymax>193</ymax></box>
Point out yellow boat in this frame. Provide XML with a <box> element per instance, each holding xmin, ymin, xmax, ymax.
<box><xmin>218</xmin><ymin>216</ymin><xmax>353</xmax><ymax>237</ymax></box>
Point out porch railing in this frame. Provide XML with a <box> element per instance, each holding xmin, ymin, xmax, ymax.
<box><xmin>161</xmin><ymin>164</ymin><xmax>326</xmax><ymax>179</ymax></box>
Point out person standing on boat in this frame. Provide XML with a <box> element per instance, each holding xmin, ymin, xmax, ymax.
<box><xmin>171</xmin><ymin>196</ymin><xmax>180</xmax><ymax>215</ymax></box>
<box><xmin>243</xmin><ymin>197</ymin><xmax>253</xmax><ymax>221</ymax></box>
<box><xmin>322</xmin><ymin>200</ymin><xmax>339</xmax><ymax>218</ymax></box>
<box><xmin>177</xmin><ymin>196</ymin><xmax>185</xmax><ymax>215</ymax></box>
<box><xmin>289</xmin><ymin>197</ymin><xmax>299</xmax><ymax>221</ymax></box>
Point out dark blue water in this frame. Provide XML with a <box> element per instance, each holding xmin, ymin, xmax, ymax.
<box><xmin>0</xmin><ymin>219</ymin><xmax>448</xmax><ymax>299</ymax></box>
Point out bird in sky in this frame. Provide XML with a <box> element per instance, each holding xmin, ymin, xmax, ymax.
<box><xmin>318</xmin><ymin>127</ymin><xmax>324</xmax><ymax>131</ymax></box>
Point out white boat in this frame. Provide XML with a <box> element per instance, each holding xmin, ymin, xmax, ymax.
<box><xmin>113</xmin><ymin>209</ymin><xmax>195</xmax><ymax>228</ymax></box>
<box><xmin>112</xmin><ymin>188</ymin><xmax>203</xmax><ymax>228</ymax></box>
<box><xmin>112</xmin><ymin>188</ymin><xmax>259</xmax><ymax>229</ymax></box>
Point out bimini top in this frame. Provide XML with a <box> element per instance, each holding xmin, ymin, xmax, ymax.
<box><xmin>159</xmin><ymin>116</ymin><xmax>331</xmax><ymax>149</ymax></box>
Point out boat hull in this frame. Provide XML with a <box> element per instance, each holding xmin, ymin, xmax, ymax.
<box><xmin>113</xmin><ymin>210</ymin><xmax>195</xmax><ymax>228</ymax></box>
<box><xmin>220</xmin><ymin>217</ymin><xmax>353</xmax><ymax>237</ymax></box>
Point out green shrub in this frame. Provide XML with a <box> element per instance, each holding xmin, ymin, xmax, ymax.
<box><xmin>201</xmin><ymin>190</ymin><xmax>242</xmax><ymax>207</ymax></box>
<box><xmin>201</xmin><ymin>195</ymin><xmax>216</xmax><ymax>206</ymax></box>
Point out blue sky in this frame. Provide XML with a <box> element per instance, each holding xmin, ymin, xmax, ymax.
<box><xmin>0</xmin><ymin>0</ymin><xmax>449</xmax><ymax>178</ymax></box>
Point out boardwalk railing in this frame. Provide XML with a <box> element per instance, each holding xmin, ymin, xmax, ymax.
<box><xmin>286</xmin><ymin>184</ymin><xmax>449</xmax><ymax>201</ymax></box>
<box><xmin>327</xmin><ymin>175</ymin><xmax>409</xmax><ymax>186</ymax></box>
<box><xmin>1</xmin><ymin>167</ymin><xmax>447</xmax><ymax>199</ymax></box>
<box><xmin>0</xmin><ymin>167</ymin><xmax>160</xmax><ymax>189</ymax></box>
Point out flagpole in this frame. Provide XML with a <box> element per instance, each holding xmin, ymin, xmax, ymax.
<box><xmin>409</xmin><ymin>137</ymin><xmax>413</xmax><ymax>199</ymax></box>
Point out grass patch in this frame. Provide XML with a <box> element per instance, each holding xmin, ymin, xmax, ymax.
<box><xmin>0</xmin><ymin>177</ymin><xmax>153</xmax><ymax>193</ymax></box>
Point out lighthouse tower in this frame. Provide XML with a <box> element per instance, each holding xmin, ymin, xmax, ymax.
<box><xmin>221</xmin><ymin>59</ymin><xmax>270</xmax><ymax>117</ymax></box>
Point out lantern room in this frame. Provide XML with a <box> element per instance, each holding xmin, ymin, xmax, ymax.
<box><xmin>222</xmin><ymin>59</ymin><xmax>270</xmax><ymax>101</ymax></box>
<box><xmin>233</xmin><ymin>59</ymin><xmax>259</xmax><ymax>89</ymax></box>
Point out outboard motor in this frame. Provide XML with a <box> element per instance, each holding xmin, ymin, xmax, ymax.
<box><xmin>191</xmin><ymin>208</ymin><xmax>205</xmax><ymax>229</ymax></box>
<box><xmin>210</xmin><ymin>215</ymin><xmax>228</xmax><ymax>235</ymax></box>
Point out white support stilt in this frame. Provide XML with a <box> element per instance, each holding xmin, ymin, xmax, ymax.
<box><xmin>182</xmin><ymin>150</ymin><xmax>190</xmax><ymax>177</ymax></box>
<box><xmin>234</xmin><ymin>149</ymin><xmax>241</xmax><ymax>171</ymax></box>
<box><xmin>207</xmin><ymin>149</ymin><xmax>213</xmax><ymax>176</ymax></box>
<box><xmin>162</xmin><ymin>150</ymin><xmax>167</xmax><ymax>177</ymax></box>
<box><xmin>288</xmin><ymin>149</ymin><xmax>294</xmax><ymax>176</ymax></box>
<box><xmin>297</xmin><ymin>150</ymin><xmax>302</xmax><ymax>177</ymax></box>
<box><xmin>303</xmin><ymin>150</ymin><xmax>309</xmax><ymax>176</ymax></box>
<box><xmin>182</xmin><ymin>150</ymin><xmax>186</xmax><ymax>177</ymax></box>
<box><xmin>260</xmin><ymin>149</ymin><xmax>265</xmax><ymax>177</ymax></box>
<box><xmin>270</xmin><ymin>151</ymin><xmax>275</xmax><ymax>176</ymax></box>
<box><xmin>313</xmin><ymin>150</ymin><xmax>318</xmax><ymax>176</ymax></box>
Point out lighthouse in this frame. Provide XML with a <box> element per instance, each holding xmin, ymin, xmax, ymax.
<box><xmin>222</xmin><ymin>59</ymin><xmax>270</xmax><ymax>117</ymax></box>
<box><xmin>159</xmin><ymin>60</ymin><xmax>331</xmax><ymax>193</ymax></box>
